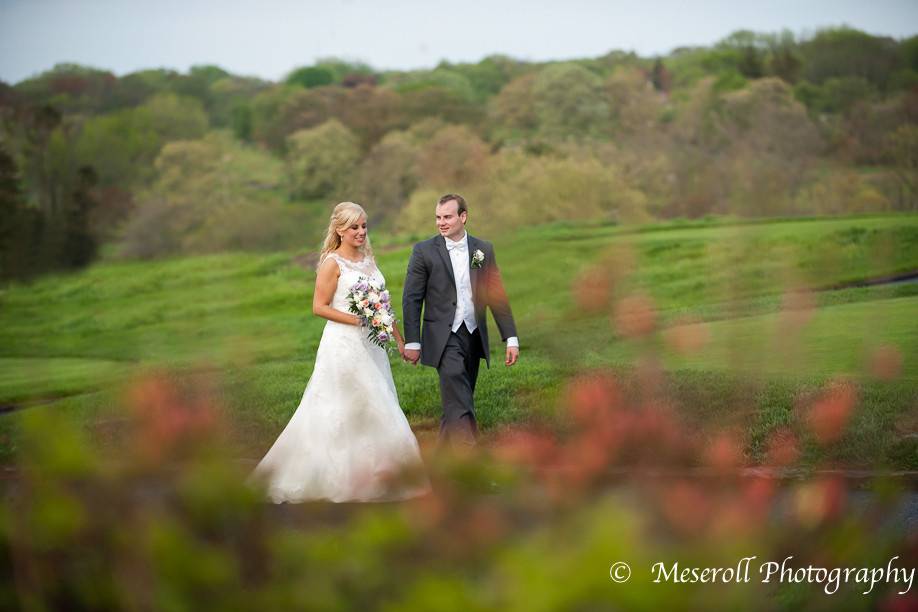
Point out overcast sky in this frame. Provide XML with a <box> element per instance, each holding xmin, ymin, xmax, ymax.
<box><xmin>1</xmin><ymin>0</ymin><xmax>917</xmax><ymax>84</ymax></box>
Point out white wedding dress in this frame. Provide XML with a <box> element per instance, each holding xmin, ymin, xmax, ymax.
<box><xmin>247</xmin><ymin>253</ymin><xmax>430</xmax><ymax>503</ymax></box>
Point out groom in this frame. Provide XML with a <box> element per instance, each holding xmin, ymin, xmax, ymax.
<box><xmin>402</xmin><ymin>194</ymin><xmax>519</xmax><ymax>447</ymax></box>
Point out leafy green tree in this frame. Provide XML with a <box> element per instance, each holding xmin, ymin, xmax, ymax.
<box><xmin>0</xmin><ymin>103</ymin><xmax>103</xmax><ymax>272</ymax></box>
<box><xmin>251</xmin><ymin>83</ymin><xmax>402</xmax><ymax>152</ymax></box>
<box><xmin>286</xmin><ymin>65</ymin><xmax>335</xmax><ymax>89</ymax></box>
<box><xmin>799</xmin><ymin>28</ymin><xmax>903</xmax><ymax>90</ymax></box>
<box><xmin>765</xmin><ymin>30</ymin><xmax>802</xmax><ymax>84</ymax></box>
<box><xmin>902</xmin><ymin>35</ymin><xmax>918</xmax><ymax>72</ymax></box>
<box><xmin>794</xmin><ymin>76</ymin><xmax>877</xmax><ymax>115</ymax></box>
<box><xmin>532</xmin><ymin>63</ymin><xmax>610</xmax><ymax>141</ymax></box>
<box><xmin>606</xmin><ymin>68</ymin><xmax>665</xmax><ymax>137</ymax></box>
<box><xmin>717</xmin><ymin>78</ymin><xmax>822</xmax><ymax>215</ymax></box>
<box><xmin>231</xmin><ymin>103</ymin><xmax>253</xmax><ymax>141</ymax></box>
<box><xmin>888</xmin><ymin>124</ymin><xmax>918</xmax><ymax>208</ymax></box>
<box><xmin>738</xmin><ymin>46</ymin><xmax>765</xmax><ymax>79</ymax></box>
<box><xmin>170</xmin><ymin>64</ymin><xmax>231</xmax><ymax>114</ymax></box>
<box><xmin>399</xmin><ymin>147</ymin><xmax>650</xmax><ymax>235</ymax></box>
<box><xmin>62</xmin><ymin>165</ymin><xmax>99</xmax><ymax>268</ymax></box>
<box><xmin>793</xmin><ymin>167</ymin><xmax>890</xmax><ymax>214</ymax></box>
<box><xmin>398</xmin><ymin>187</ymin><xmax>442</xmax><ymax>235</ymax></box>
<box><xmin>716</xmin><ymin>30</ymin><xmax>767</xmax><ymax>79</ymax></box>
<box><xmin>435</xmin><ymin>55</ymin><xmax>523</xmax><ymax>100</ymax></box>
<box><xmin>285</xmin><ymin>119</ymin><xmax>360</xmax><ymax>199</ymax></box>
<box><xmin>836</xmin><ymin>95</ymin><xmax>911</xmax><ymax>164</ymax></box>
<box><xmin>399</xmin><ymin>148</ymin><xmax>649</xmax><ymax>234</ymax></box>
<box><xmin>650</xmin><ymin>59</ymin><xmax>672</xmax><ymax>92</ymax></box>
<box><xmin>390</xmin><ymin>68</ymin><xmax>477</xmax><ymax>101</ymax></box>
<box><xmin>13</xmin><ymin>63</ymin><xmax>116</xmax><ymax>114</ymax></box>
<box><xmin>74</xmin><ymin>108</ymin><xmax>158</xmax><ymax>187</ymax></box>
<box><xmin>666</xmin><ymin>40</ymin><xmax>757</xmax><ymax>89</ymax></box>
<box><xmin>250</xmin><ymin>85</ymin><xmax>305</xmax><ymax>151</ymax></box>
<box><xmin>1</xmin><ymin>122</ymin><xmax>105</xmax><ymax>277</ymax></box>
<box><xmin>398</xmin><ymin>85</ymin><xmax>483</xmax><ymax>126</ymax></box>
<box><xmin>188</xmin><ymin>64</ymin><xmax>230</xmax><ymax>86</ymax></box>
<box><xmin>208</xmin><ymin>76</ymin><xmax>269</xmax><ymax>130</ymax></box>
<box><xmin>488</xmin><ymin>73</ymin><xmax>538</xmax><ymax>142</ymax></box>
<box><xmin>0</xmin><ymin>145</ymin><xmax>41</xmax><ymax>280</ymax></box>
<box><xmin>108</xmin><ymin>68</ymin><xmax>177</xmax><ymax>108</ymax></box>
<box><xmin>711</xmin><ymin>78</ymin><xmax>820</xmax><ymax>157</ymax></box>
<box><xmin>314</xmin><ymin>58</ymin><xmax>376</xmax><ymax>84</ymax></box>
<box><xmin>483</xmin><ymin>151</ymin><xmax>648</xmax><ymax>227</ymax></box>
<box><xmin>74</xmin><ymin>93</ymin><xmax>208</xmax><ymax>189</ymax></box>
<box><xmin>888</xmin><ymin>36</ymin><xmax>918</xmax><ymax>90</ymax></box>
<box><xmin>27</xmin><ymin>116</ymin><xmax>75</xmax><ymax>219</ymax></box>
<box><xmin>665</xmin><ymin>77</ymin><xmax>822</xmax><ymax>217</ymax></box>
<box><xmin>0</xmin><ymin>81</ymin><xmax>16</xmax><ymax>108</ymax></box>
<box><xmin>250</xmin><ymin>85</ymin><xmax>350</xmax><ymax>152</ymax></box>
<box><xmin>120</xmin><ymin>131</ymin><xmax>302</xmax><ymax>258</ymax></box>
<box><xmin>354</xmin><ymin>130</ymin><xmax>420</xmax><ymax>227</ymax></box>
<box><xmin>5</xmin><ymin>104</ymin><xmax>62</xmax><ymax>213</ymax></box>
<box><xmin>335</xmin><ymin>84</ymin><xmax>405</xmax><ymax>148</ymax></box>
<box><xmin>417</xmin><ymin>124</ymin><xmax>489</xmax><ymax>189</ymax></box>
<box><xmin>142</xmin><ymin>92</ymin><xmax>209</xmax><ymax>142</ymax></box>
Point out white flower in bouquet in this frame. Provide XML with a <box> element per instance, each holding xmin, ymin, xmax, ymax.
<box><xmin>347</xmin><ymin>275</ymin><xmax>397</xmax><ymax>350</ymax></box>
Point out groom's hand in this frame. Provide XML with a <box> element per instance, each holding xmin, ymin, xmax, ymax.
<box><xmin>505</xmin><ymin>346</ymin><xmax>519</xmax><ymax>367</ymax></box>
<box><xmin>404</xmin><ymin>348</ymin><xmax>421</xmax><ymax>365</ymax></box>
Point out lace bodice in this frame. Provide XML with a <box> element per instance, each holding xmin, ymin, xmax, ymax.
<box><xmin>326</xmin><ymin>253</ymin><xmax>385</xmax><ymax>313</ymax></box>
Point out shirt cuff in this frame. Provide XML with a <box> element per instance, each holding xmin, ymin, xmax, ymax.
<box><xmin>404</xmin><ymin>342</ymin><xmax>421</xmax><ymax>351</ymax></box>
<box><xmin>506</xmin><ymin>337</ymin><xmax>519</xmax><ymax>348</ymax></box>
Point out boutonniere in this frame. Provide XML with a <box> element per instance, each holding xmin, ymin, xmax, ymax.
<box><xmin>471</xmin><ymin>249</ymin><xmax>485</xmax><ymax>269</ymax></box>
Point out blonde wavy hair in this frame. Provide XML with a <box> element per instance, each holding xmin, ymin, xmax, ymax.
<box><xmin>318</xmin><ymin>201</ymin><xmax>374</xmax><ymax>266</ymax></box>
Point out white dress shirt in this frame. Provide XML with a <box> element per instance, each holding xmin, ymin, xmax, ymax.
<box><xmin>404</xmin><ymin>231</ymin><xmax>518</xmax><ymax>351</ymax></box>
<box><xmin>446</xmin><ymin>232</ymin><xmax>477</xmax><ymax>334</ymax></box>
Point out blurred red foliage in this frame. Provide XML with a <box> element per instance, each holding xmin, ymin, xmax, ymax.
<box><xmin>805</xmin><ymin>379</ymin><xmax>858</xmax><ymax>445</ymax></box>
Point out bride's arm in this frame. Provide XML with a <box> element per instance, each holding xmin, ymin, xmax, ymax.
<box><xmin>312</xmin><ymin>258</ymin><xmax>360</xmax><ymax>326</ymax></box>
<box><xmin>391</xmin><ymin>319</ymin><xmax>408</xmax><ymax>359</ymax></box>
<box><xmin>392</xmin><ymin>320</ymin><xmax>405</xmax><ymax>346</ymax></box>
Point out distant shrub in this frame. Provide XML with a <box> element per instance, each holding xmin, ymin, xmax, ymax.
<box><xmin>285</xmin><ymin>119</ymin><xmax>360</xmax><ymax>200</ymax></box>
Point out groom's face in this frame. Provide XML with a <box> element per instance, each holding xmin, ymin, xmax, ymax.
<box><xmin>436</xmin><ymin>200</ymin><xmax>467</xmax><ymax>241</ymax></box>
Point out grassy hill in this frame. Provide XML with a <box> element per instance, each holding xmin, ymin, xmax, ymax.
<box><xmin>1</xmin><ymin>214</ymin><xmax>916</xmax><ymax>468</ymax></box>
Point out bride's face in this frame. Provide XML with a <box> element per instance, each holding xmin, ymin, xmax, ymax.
<box><xmin>338</xmin><ymin>216</ymin><xmax>368</xmax><ymax>249</ymax></box>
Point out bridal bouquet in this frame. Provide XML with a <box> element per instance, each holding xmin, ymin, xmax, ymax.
<box><xmin>347</xmin><ymin>276</ymin><xmax>396</xmax><ymax>350</ymax></box>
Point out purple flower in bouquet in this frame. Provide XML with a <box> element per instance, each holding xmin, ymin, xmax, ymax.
<box><xmin>346</xmin><ymin>276</ymin><xmax>396</xmax><ymax>351</ymax></box>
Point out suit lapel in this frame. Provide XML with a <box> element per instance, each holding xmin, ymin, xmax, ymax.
<box><xmin>467</xmin><ymin>235</ymin><xmax>480</xmax><ymax>305</ymax></box>
<box><xmin>435</xmin><ymin>235</ymin><xmax>456</xmax><ymax>288</ymax></box>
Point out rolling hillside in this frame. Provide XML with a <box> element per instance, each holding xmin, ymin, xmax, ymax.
<box><xmin>1</xmin><ymin>214</ymin><xmax>916</xmax><ymax>467</ymax></box>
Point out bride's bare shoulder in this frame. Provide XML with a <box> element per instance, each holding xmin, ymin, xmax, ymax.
<box><xmin>317</xmin><ymin>254</ymin><xmax>341</xmax><ymax>277</ymax></box>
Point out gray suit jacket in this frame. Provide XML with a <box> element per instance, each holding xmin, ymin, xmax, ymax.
<box><xmin>402</xmin><ymin>234</ymin><xmax>517</xmax><ymax>368</ymax></box>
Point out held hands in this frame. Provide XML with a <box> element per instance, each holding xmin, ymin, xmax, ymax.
<box><xmin>398</xmin><ymin>343</ymin><xmax>516</xmax><ymax>366</ymax></box>
<box><xmin>402</xmin><ymin>348</ymin><xmax>421</xmax><ymax>365</ymax></box>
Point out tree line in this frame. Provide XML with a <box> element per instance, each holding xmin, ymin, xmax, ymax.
<box><xmin>1</xmin><ymin>27</ymin><xmax>917</xmax><ymax>281</ymax></box>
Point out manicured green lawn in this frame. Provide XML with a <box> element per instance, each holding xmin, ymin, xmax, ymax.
<box><xmin>1</xmin><ymin>214</ymin><xmax>916</xmax><ymax>467</ymax></box>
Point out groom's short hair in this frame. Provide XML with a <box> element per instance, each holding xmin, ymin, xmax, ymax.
<box><xmin>438</xmin><ymin>193</ymin><xmax>467</xmax><ymax>215</ymax></box>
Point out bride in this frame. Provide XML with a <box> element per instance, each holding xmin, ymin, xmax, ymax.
<box><xmin>247</xmin><ymin>202</ymin><xmax>430</xmax><ymax>503</ymax></box>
